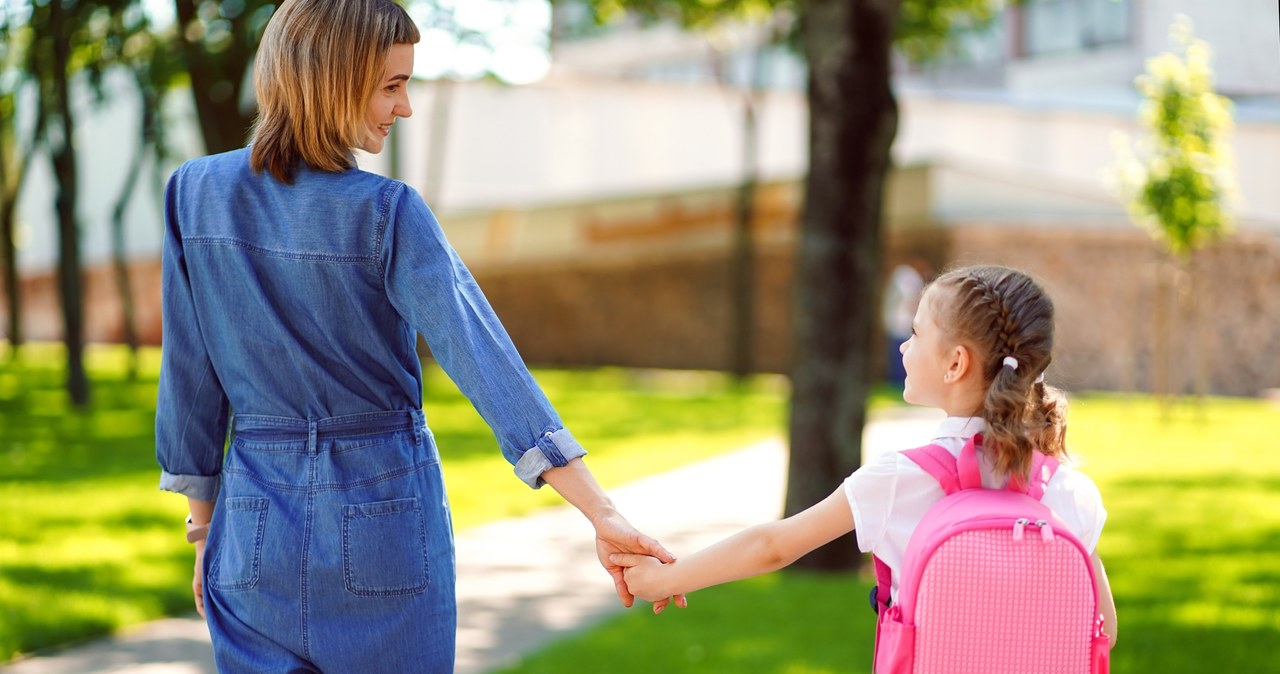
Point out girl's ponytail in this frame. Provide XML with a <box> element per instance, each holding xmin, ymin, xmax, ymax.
<box><xmin>929</xmin><ymin>266</ymin><xmax>1069</xmax><ymax>482</ymax></box>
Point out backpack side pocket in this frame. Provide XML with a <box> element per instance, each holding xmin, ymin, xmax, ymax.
<box><xmin>874</xmin><ymin>605</ymin><xmax>915</xmax><ymax>674</ymax></box>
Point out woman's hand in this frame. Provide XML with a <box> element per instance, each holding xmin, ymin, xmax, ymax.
<box><xmin>192</xmin><ymin>539</ymin><xmax>207</xmax><ymax>618</ymax></box>
<box><xmin>589</xmin><ymin>509</ymin><xmax>687</xmax><ymax>613</ymax></box>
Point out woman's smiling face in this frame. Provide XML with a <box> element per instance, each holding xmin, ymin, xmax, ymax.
<box><xmin>359</xmin><ymin>43</ymin><xmax>414</xmax><ymax>155</ymax></box>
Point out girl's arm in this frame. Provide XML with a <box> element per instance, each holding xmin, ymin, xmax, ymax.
<box><xmin>1092</xmin><ymin>550</ymin><xmax>1118</xmax><ymax>646</ymax></box>
<box><xmin>612</xmin><ymin>487</ymin><xmax>854</xmax><ymax>603</ymax></box>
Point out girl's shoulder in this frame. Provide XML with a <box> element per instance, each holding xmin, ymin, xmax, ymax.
<box><xmin>1045</xmin><ymin>461</ymin><xmax>1105</xmax><ymax>511</ymax></box>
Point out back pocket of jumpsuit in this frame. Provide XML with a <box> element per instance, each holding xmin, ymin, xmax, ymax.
<box><xmin>342</xmin><ymin>498</ymin><xmax>429</xmax><ymax>597</ymax></box>
<box><xmin>210</xmin><ymin>497</ymin><xmax>269</xmax><ymax>592</ymax></box>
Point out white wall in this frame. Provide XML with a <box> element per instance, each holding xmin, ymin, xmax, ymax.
<box><xmin>896</xmin><ymin>88</ymin><xmax>1280</xmax><ymax>228</ymax></box>
<box><xmin>1141</xmin><ymin>0</ymin><xmax>1280</xmax><ymax>96</ymax></box>
<box><xmin>13</xmin><ymin>41</ymin><xmax>1280</xmax><ymax>274</ymax></box>
<box><xmin>14</xmin><ymin>69</ymin><xmax>203</xmax><ymax>272</ymax></box>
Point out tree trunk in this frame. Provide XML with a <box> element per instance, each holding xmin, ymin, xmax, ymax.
<box><xmin>49</xmin><ymin>0</ymin><xmax>89</xmax><ymax>406</ymax></box>
<box><xmin>173</xmin><ymin>0</ymin><xmax>259</xmax><ymax>154</ymax></box>
<box><xmin>1</xmin><ymin>156</ymin><xmax>21</xmax><ymax>358</ymax></box>
<box><xmin>110</xmin><ymin>122</ymin><xmax>147</xmax><ymax>380</ymax></box>
<box><xmin>0</xmin><ymin>115</ymin><xmax>40</xmax><ymax>360</ymax></box>
<box><xmin>729</xmin><ymin>45</ymin><xmax>764</xmax><ymax>382</ymax></box>
<box><xmin>423</xmin><ymin>78</ymin><xmax>455</xmax><ymax>208</ymax></box>
<box><xmin>787</xmin><ymin>0</ymin><xmax>900</xmax><ymax>571</ymax></box>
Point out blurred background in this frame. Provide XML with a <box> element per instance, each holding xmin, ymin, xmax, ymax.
<box><xmin>5</xmin><ymin>0</ymin><xmax>1279</xmax><ymax>398</ymax></box>
<box><xmin>2</xmin><ymin>0</ymin><xmax>1278</xmax><ymax>672</ymax></box>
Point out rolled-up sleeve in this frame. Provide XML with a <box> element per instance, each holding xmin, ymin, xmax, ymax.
<box><xmin>380</xmin><ymin>184</ymin><xmax>584</xmax><ymax>488</ymax></box>
<box><xmin>155</xmin><ymin>167</ymin><xmax>230</xmax><ymax>502</ymax></box>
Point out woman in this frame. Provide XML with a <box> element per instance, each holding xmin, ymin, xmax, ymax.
<box><xmin>155</xmin><ymin>1</ymin><xmax>675</xmax><ymax>671</ymax></box>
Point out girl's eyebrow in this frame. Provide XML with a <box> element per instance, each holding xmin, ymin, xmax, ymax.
<box><xmin>387</xmin><ymin>73</ymin><xmax>410</xmax><ymax>83</ymax></box>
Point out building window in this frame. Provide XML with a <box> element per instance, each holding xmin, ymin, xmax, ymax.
<box><xmin>1021</xmin><ymin>0</ymin><xmax>1132</xmax><ymax>57</ymax></box>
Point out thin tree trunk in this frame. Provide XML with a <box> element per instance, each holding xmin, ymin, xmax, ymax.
<box><xmin>1153</xmin><ymin>260</ymin><xmax>1170</xmax><ymax>413</ymax></box>
<box><xmin>0</xmin><ymin>115</ymin><xmax>42</xmax><ymax>361</ymax></box>
<box><xmin>110</xmin><ymin>122</ymin><xmax>147</xmax><ymax>380</ymax></box>
<box><xmin>729</xmin><ymin>42</ymin><xmax>765</xmax><ymax>381</ymax></box>
<box><xmin>173</xmin><ymin>0</ymin><xmax>257</xmax><ymax>154</ymax></box>
<box><xmin>49</xmin><ymin>0</ymin><xmax>89</xmax><ymax>406</ymax></box>
<box><xmin>787</xmin><ymin>0</ymin><xmax>900</xmax><ymax>571</ymax></box>
<box><xmin>423</xmin><ymin>78</ymin><xmax>454</xmax><ymax>208</ymax></box>
<box><xmin>1</xmin><ymin>152</ymin><xmax>21</xmax><ymax>358</ymax></box>
<box><xmin>1190</xmin><ymin>250</ymin><xmax>1208</xmax><ymax>412</ymax></box>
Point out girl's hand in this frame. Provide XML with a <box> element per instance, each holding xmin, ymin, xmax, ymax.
<box><xmin>612</xmin><ymin>553</ymin><xmax>679</xmax><ymax>611</ymax></box>
<box><xmin>589</xmin><ymin>509</ymin><xmax>686</xmax><ymax>612</ymax></box>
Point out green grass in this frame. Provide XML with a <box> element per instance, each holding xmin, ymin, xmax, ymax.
<box><xmin>494</xmin><ymin>393</ymin><xmax>1280</xmax><ymax>674</ymax></box>
<box><xmin>0</xmin><ymin>343</ymin><xmax>798</xmax><ymax>663</ymax></box>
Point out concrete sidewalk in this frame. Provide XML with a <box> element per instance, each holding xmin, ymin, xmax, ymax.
<box><xmin>0</xmin><ymin>408</ymin><xmax>941</xmax><ymax>674</ymax></box>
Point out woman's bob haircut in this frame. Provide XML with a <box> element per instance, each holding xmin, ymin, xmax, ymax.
<box><xmin>249</xmin><ymin>0</ymin><xmax>419</xmax><ymax>183</ymax></box>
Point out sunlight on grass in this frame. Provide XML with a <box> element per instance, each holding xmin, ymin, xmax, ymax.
<box><xmin>490</xmin><ymin>573</ymin><xmax>875</xmax><ymax>674</ymax></box>
<box><xmin>497</xmin><ymin>392</ymin><xmax>1280</xmax><ymax>674</ymax></box>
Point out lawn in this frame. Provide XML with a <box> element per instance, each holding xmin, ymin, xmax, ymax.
<box><xmin>494</xmin><ymin>394</ymin><xmax>1280</xmax><ymax>674</ymax></box>
<box><xmin>0</xmin><ymin>343</ymin><xmax>795</xmax><ymax>663</ymax></box>
<box><xmin>7</xmin><ymin>342</ymin><xmax>1275</xmax><ymax>673</ymax></box>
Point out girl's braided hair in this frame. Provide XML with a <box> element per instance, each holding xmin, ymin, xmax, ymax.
<box><xmin>928</xmin><ymin>265</ymin><xmax>1069</xmax><ymax>481</ymax></box>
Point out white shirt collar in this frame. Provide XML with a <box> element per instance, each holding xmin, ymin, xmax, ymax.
<box><xmin>934</xmin><ymin>416</ymin><xmax>986</xmax><ymax>440</ymax></box>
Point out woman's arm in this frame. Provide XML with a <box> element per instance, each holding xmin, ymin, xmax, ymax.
<box><xmin>612</xmin><ymin>487</ymin><xmax>855</xmax><ymax>603</ymax></box>
<box><xmin>1092</xmin><ymin>550</ymin><xmax>1118</xmax><ymax>646</ymax></box>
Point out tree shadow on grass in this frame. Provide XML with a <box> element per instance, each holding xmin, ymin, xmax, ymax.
<box><xmin>1097</xmin><ymin>474</ymin><xmax>1280</xmax><ymax>673</ymax></box>
<box><xmin>0</xmin><ymin>545</ymin><xmax>192</xmax><ymax>658</ymax></box>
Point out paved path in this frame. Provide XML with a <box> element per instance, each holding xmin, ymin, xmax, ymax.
<box><xmin>0</xmin><ymin>409</ymin><xmax>941</xmax><ymax>674</ymax></box>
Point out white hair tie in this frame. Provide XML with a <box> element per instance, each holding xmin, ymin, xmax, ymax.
<box><xmin>1002</xmin><ymin>356</ymin><xmax>1019</xmax><ymax>371</ymax></box>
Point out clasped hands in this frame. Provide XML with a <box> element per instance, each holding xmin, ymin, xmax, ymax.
<box><xmin>592</xmin><ymin>509</ymin><xmax>684</xmax><ymax>614</ymax></box>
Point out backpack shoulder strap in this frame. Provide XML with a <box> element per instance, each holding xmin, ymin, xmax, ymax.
<box><xmin>1022</xmin><ymin>452</ymin><xmax>1062</xmax><ymax>500</ymax></box>
<box><xmin>871</xmin><ymin>555</ymin><xmax>893</xmax><ymax>615</ymax></box>
<box><xmin>871</xmin><ymin>442</ymin><xmax>955</xmax><ymax>614</ymax></box>
<box><xmin>903</xmin><ymin>438</ymin><xmax>984</xmax><ymax>494</ymax></box>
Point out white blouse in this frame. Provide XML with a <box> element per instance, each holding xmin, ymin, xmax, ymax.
<box><xmin>842</xmin><ymin>416</ymin><xmax>1107</xmax><ymax>599</ymax></box>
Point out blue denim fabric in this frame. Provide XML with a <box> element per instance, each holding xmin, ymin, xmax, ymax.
<box><xmin>155</xmin><ymin>149</ymin><xmax>587</xmax><ymax>671</ymax></box>
<box><xmin>155</xmin><ymin>147</ymin><xmax>585</xmax><ymax>501</ymax></box>
<box><xmin>205</xmin><ymin>410</ymin><xmax>456</xmax><ymax>672</ymax></box>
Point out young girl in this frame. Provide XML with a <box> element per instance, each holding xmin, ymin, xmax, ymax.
<box><xmin>156</xmin><ymin>1</ymin><xmax>674</xmax><ymax>670</ymax></box>
<box><xmin>614</xmin><ymin>264</ymin><xmax>1118</xmax><ymax>644</ymax></box>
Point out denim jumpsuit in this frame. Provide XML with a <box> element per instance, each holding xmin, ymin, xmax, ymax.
<box><xmin>155</xmin><ymin>149</ymin><xmax>585</xmax><ymax>673</ymax></box>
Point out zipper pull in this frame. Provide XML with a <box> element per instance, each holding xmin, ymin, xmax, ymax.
<box><xmin>1013</xmin><ymin>517</ymin><xmax>1029</xmax><ymax>541</ymax></box>
<box><xmin>1036</xmin><ymin>519</ymin><xmax>1055</xmax><ymax>542</ymax></box>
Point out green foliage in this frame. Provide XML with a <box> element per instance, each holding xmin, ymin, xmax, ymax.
<box><xmin>1113</xmin><ymin>16</ymin><xmax>1236</xmax><ymax>259</ymax></box>
<box><xmin>896</xmin><ymin>0</ymin><xmax>999</xmax><ymax>63</ymax></box>
<box><xmin>497</xmin><ymin>393</ymin><xmax>1280</xmax><ymax>674</ymax></box>
<box><xmin>574</xmin><ymin>0</ymin><xmax>998</xmax><ymax>62</ymax></box>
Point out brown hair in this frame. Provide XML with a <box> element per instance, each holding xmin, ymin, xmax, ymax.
<box><xmin>927</xmin><ymin>265</ymin><xmax>1068</xmax><ymax>481</ymax></box>
<box><xmin>249</xmin><ymin>0</ymin><xmax>419</xmax><ymax>183</ymax></box>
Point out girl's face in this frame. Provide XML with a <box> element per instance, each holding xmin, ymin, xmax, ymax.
<box><xmin>899</xmin><ymin>287</ymin><xmax>950</xmax><ymax>408</ymax></box>
<box><xmin>360</xmin><ymin>43</ymin><xmax>415</xmax><ymax>155</ymax></box>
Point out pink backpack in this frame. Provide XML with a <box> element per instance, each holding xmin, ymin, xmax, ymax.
<box><xmin>871</xmin><ymin>435</ymin><xmax>1111</xmax><ymax>674</ymax></box>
